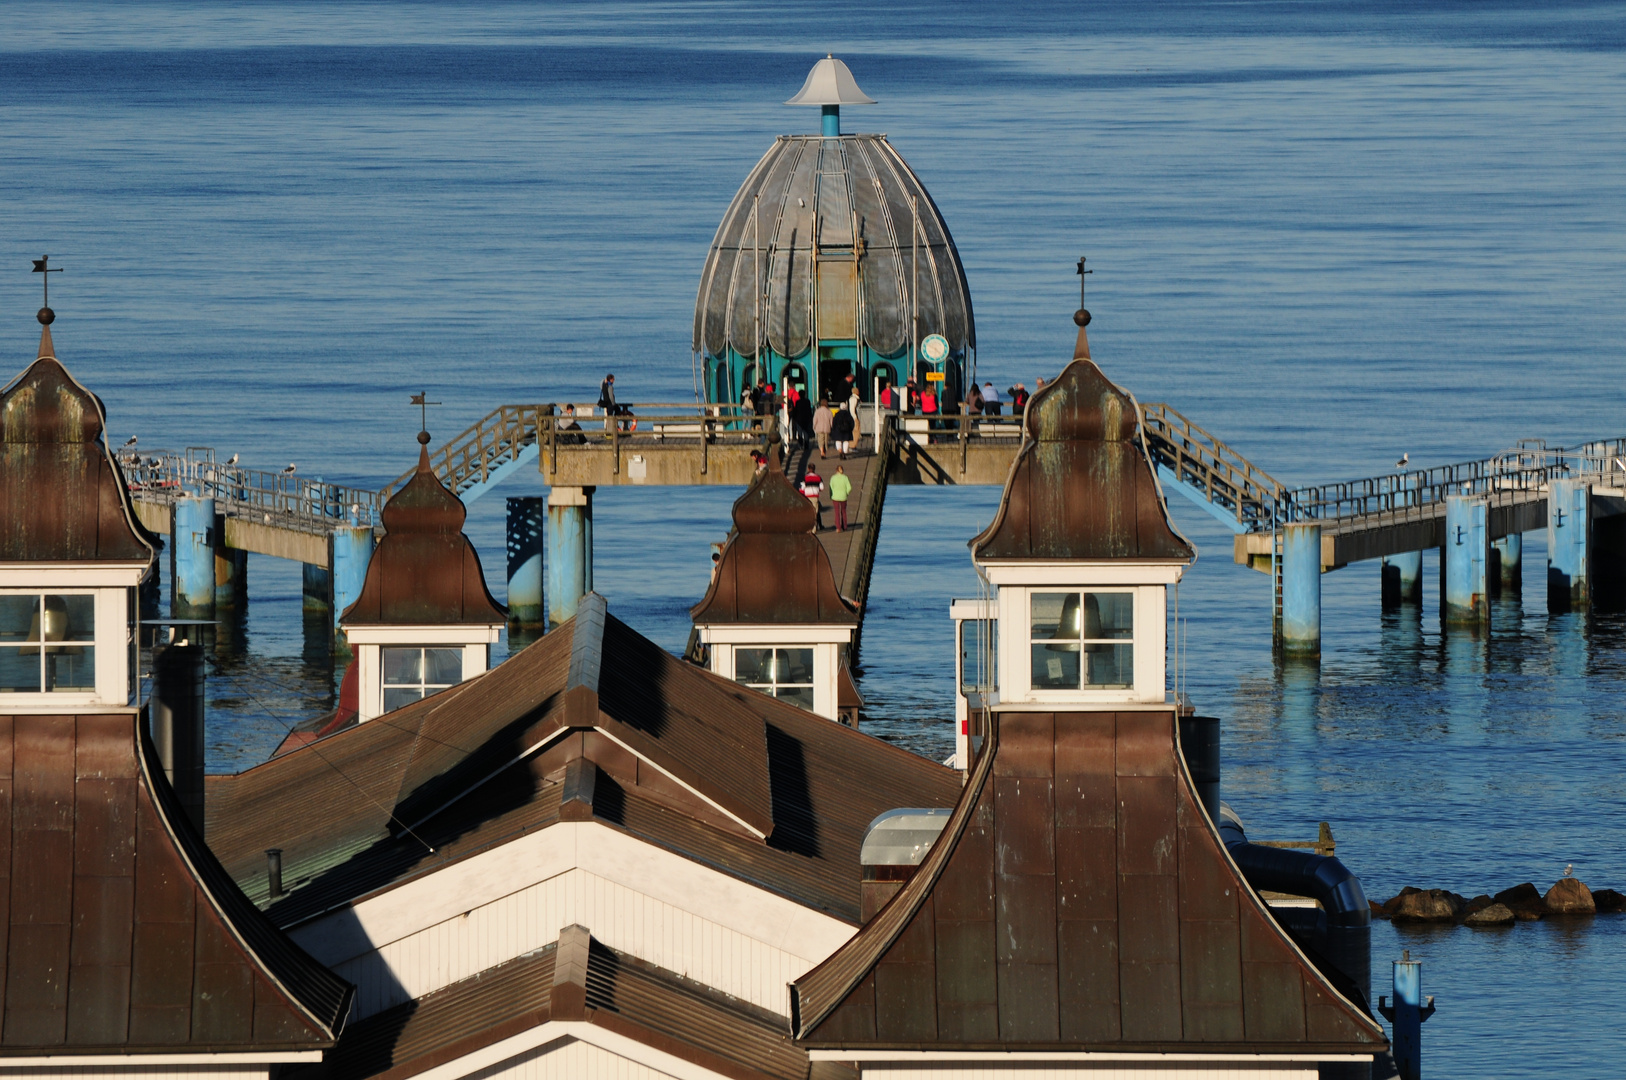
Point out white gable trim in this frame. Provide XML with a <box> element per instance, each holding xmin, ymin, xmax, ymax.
<box><xmin>811</xmin><ymin>1050</ymin><xmax>1371</xmax><ymax>1062</ymax></box>
<box><xmin>411</xmin><ymin>1023</ymin><xmax>740</xmax><ymax>1080</ymax></box>
<box><xmin>0</xmin><ymin>1050</ymin><xmax>320</xmax><ymax>1066</ymax></box>
<box><xmin>590</xmin><ymin>727</ymin><xmax>768</xmax><ymax>839</ymax></box>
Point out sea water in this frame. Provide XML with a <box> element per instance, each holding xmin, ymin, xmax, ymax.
<box><xmin>3</xmin><ymin>3</ymin><xmax>1625</xmax><ymax>1074</ymax></box>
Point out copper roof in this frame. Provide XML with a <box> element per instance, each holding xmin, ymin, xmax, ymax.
<box><xmin>971</xmin><ymin>336</ymin><xmax>1193</xmax><ymax>564</ymax></box>
<box><xmin>790</xmin><ymin>709</ymin><xmax>1387</xmax><ymax>1056</ymax></box>
<box><xmin>0</xmin><ymin>323</ymin><xmax>156</xmax><ymax>567</ymax></box>
<box><xmin>207</xmin><ymin>596</ymin><xmax>958</xmax><ymax>927</ymax></box>
<box><xmin>691</xmin><ymin>467</ymin><xmax>859</xmax><ymax>627</ymax></box>
<box><xmin>0</xmin><ymin>711</ymin><xmax>350</xmax><ymax>1054</ymax></box>
<box><xmin>341</xmin><ymin>436</ymin><xmax>504</xmax><ymax>626</ymax></box>
<box><xmin>294</xmin><ymin>926</ymin><xmax>851</xmax><ymax>1080</ymax></box>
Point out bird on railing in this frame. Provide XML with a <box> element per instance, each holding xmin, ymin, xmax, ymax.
<box><xmin>1395</xmin><ymin>452</ymin><xmax>1409</xmax><ymax>469</ymax></box>
<box><xmin>226</xmin><ymin>453</ymin><xmax>239</xmax><ymax>466</ymax></box>
<box><xmin>122</xmin><ymin>435</ymin><xmax>137</xmax><ymax>448</ymax></box>
<box><xmin>283</xmin><ymin>463</ymin><xmax>297</xmax><ymax>475</ymax></box>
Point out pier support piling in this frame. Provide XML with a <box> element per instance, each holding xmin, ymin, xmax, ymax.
<box><xmin>1547</xmin><ymin>478</ymin><xmax>1589</xmax><ymax>612</ymax></box>
<box><xmin>331</xmin><ymin>526</ymin><xmax>375</xmax><ymax>639</ymax></box>
<box><xmin>214</xmin><ymin>542</ymin><xmax>247</xmax><ymax>609</ymax></box>
<box><xmin>1277</xmin><ymin>523</ymin><xmax>1321</xmax><ymax>657</ymax></box>
<box><xmin>1380</xmin><ymin>550</ymin><xmax>1422</xmax><ymax>607</ymax></box>
<box><xmin>172</xmin><ymin>496</ymin><xmax>216</xmax><ymax>620</ymax></box>
<box><xmin>546</xmin><ymin>486</ymin><xmax>594</xmax><ymax>629</ymax></box>
<box><xmin>1443</xmin><ymin>495</ymin><xmax>1489</xmax><ymax>627</ymax></box>
<box><xmin>302</xmin><ymin>562</ymin><xmax>331</xmax><ymax>614</ymax></box>
<box><xmin>506</xmin><ymin>496</ymin><xmax>546</xmax><ymax>629</ymax></box>
<box><xmin>1490</xmin><ymin>532</ymin><xmax>1521</xmax><ymax>597</ymax></box>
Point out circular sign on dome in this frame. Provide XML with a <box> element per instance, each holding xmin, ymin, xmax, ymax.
<box><xmin>920</xmin><ymin>334</ymin><xmax>949</xmax><ymax>363</ymax></box>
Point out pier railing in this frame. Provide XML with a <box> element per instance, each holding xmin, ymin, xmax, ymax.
<box><xmin>125</xmin><ymin>449</ymin><xmax>384</xmax><ymax>533</ymax></box>
<box><xmin>1141</xmin><ymin>403</ymin><xmax>1285</xmax><ymax>529</ymax></box>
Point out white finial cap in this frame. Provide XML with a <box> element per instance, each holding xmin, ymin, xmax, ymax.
<box><xmin>785</xmin><ymin>55</ymin><xmax>876</xmax><ymax>106</ymax></box>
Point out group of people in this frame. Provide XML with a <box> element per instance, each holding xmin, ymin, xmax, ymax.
<box><xmin>799</xmin><ymin>462</ymin><xmax>853</xmax><ymax>532</ymax></box>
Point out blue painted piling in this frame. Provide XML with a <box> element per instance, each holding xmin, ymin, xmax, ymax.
<box><xmin>172</xmin><ymin>496</ymin><xmax>216</xmax><ymax>619</ymax></box>
<box><xmin>214</xmin><ymin>545</ymin><xmax>247</xmax><ymax>608</ymax></box>
<box><xmin>1379</xmin><ymin>950</ymin><xmax>1436</xmax><ymax>1080</ymax></box>
<box><xmin>1381</xmin><ymin>550</ymin><xmax>1422</xmax><ymax>607</ymax></box>
<box><xmin>546</xmin><ymin>486</ymin><xmax>594</xmax><ymax>629</ymax></box>
<box><xmin>507</xmin><ymin>496</ymin><xmax>546</xmax><ymax>628</ymax></box>
<box><xmin>1491</xmin><ymin>532</ymin><xmax>1521</xmax><ymax>595</ymax></box>
<box><xmin>331</xmin><ymin>526</ymin><xmax>375</xmax><ymax>631</ymax></box>
<box><xmin>1548</xmin><ymin>478</ymin><xmax>1589</xmax><ymax>612</ymax></box>
<box><xmin>1443</xmin><ymin>495</ymin><xmax>1489</xmax><ymax>626</ymax></box>
<box><xmin>1278</xmin><ymin>523</ymin><xmax>1321</xmax><ymax>657</ymax></box>
<box><xmin>302</xmin><ymin>562</ymin><xmax>331</xmax><ymax>614</ymax></box>
<box><xmin>822</xmin><ymin>104</ymin><xmax>840</xmax><ymax>137</ymax></box>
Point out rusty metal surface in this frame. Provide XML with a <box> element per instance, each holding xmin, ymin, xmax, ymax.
<box><xmin>791</xmin><ymin>709</ymin><xmax>1387</xmax><ymax>1056</ymax></box>
<box><xmin>342</xmin><ymin>439</ymin><xmax>504</xmax><ymax>626</ymax></box>
<box><xmin>0</xmin><ymin>712</ymin><xmax>348</xmax><ymax>1054</ymax></box>
<box><xmin>972</xmin><ymin>354</ymin><xmax>1194</xmax><ymax>565</ymax></box>
<box><xmin>691</xmin><ymin>467</ymin><xmax>859</xmax><ymax>627</ymax></box>
<box><xmin>694</xmin><ymin>135</ymin><xmax>975</xmax><ymax>363</ymax></box>
<box><xmin>208</xmin><ymin>602</ymin><xmax>958</xmax><ymax>929</ymax></box>
<box><xmin>0</xmin><ymin>327</ymin><xmax>156</xmax><ymax>567</ymax></box>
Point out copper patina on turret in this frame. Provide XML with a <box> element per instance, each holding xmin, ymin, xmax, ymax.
<box><xmin>341</xmin><ymin>432</ymin><xmax>504</xmax><ymax>626</ymax></box>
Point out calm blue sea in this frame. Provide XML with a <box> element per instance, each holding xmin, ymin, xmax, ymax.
<box><xmin>5</xmin><ymin>2</ymin><xmax>1626</xmax><ymax>1074</ymax></box>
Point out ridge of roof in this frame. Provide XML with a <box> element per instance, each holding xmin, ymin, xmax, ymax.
<box><xmin>567</xmin><ymin>592</ymin><xmax>607</xmax><ymax>691</ymax></box>
<box><xmin>792</xmin><ymin>709</ymin><xmax>1387</xmax><ymax>1055</ymax></box>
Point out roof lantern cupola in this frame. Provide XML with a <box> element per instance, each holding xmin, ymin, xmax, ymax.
<box><xmin>691</xmin><ymin>461</ymin><xmax>862</xmax><ymax>724</ymax></box>
<box><xmin>340</xmin><ymin>429</ymin><xmax>504</xmax><ymax>722</ymax></box>
<box><xmin>1</xmin><ymin>300</ymin><xmax>156</xmax><ymax>711</ymax></box>
<box><xmin>695</xmin><ymin>56</ymin><xmax>975</xmax><ymax>420</ymax></box>
<box><xmin>966</xmin><ymin>295</ymin><xmax>1194</xmax><ymax>717</ymax></box>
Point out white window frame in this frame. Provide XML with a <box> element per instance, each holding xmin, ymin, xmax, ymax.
<box><xmin>732</xmin><ymin>645</ymin><xmax>817</xmax><ymax>710</ymax></box>
<box><xmin>380</xmin><ymin>645</ymin><xmax>466</xmax><ymax>713</ymax></box>
<box><xmin>0</xmin><ymin>586</ymin><xmax>131</xmax><ymax>708</ymax></box>
<box><xmin>997</xmin><ymin>583</ymin><xmax>1167</xmax><ymax>704</ymax></box>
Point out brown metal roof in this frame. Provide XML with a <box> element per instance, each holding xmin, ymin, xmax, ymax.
<box><xmin>790</xmin><ymin>709</ymin><xmax>1387</xmax><ymax>1056</ymax></box>
<box><xmin>207</xmin><ymin>597</ymin><xmax>958</xmax><ymax>928</ymax></box>
<box><xmin>0</xmin><ymin>323</ymin><xmax>156</xmax><ymax>567</ymax></box>
<box><xmin>341</xmin><ymin>435</ymin><xmax>504</xmax><ymax>626</ymax></box>
<box><xmin>294</xmin><ymin>926</ymin><xmax>847</xmax><ymax>1080</ymax></box>
<box><xmin>691</xmin><ymin>467</ymin><xmax>859</xmax><ymax>627</ymax></box>
<box><xmin>971</xmin><ymin>334</ymin><xmax>1193</xmax><ymax>564</ymax></box>
<box><xmin>0</xmin><ymin>711</ymin><xmax>350</xmax><ymax>1054</ymax></box>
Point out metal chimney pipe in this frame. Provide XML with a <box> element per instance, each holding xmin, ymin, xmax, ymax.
<box><xmin>266</xmin><ymin>848</ymin><xmax>285</xmax><ymax>899</ymax></box>
<box><xmin>151</xmin><ymin>642</ymin><xmax>206</xmax><ymax>834</ymax></box>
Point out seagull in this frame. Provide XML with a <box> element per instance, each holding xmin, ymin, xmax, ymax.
<box><xmin>226</xmin><ymin>453</ymin><xmax>239</xmax><ymax>466</ymax></box>
<box><xmin>1395</xmin><ymin>453</ymin><xmax>1409</xmax><ymax>469</ymax></box>
<box><xmin>283</xmin><ymin>463</ymin><xmax>297</xmax><ymax>475</ymax></box>
<box><xmin>1564</xmin><ymin>863</ymin><xmax>1573</xmax><ymax>878</ymax></box>
<box><xmin>122</xmin><ymin>435</ymin><xmax>138</xmax><ymax>447</ymax></box>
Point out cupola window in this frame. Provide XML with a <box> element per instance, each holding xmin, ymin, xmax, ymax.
<box><xmin>381</xmin><ymin>646</ymin><xmax>464</xmax><ymax>712</ymax></box>
<box><xmin>1030</xmin><ymin>591</ymin><xmax>1134</xmax><ymax>691</ymax></box>
<box><xmin>0</xmin><ymin>593</ymin><xmax>97</xmax><ymax>693</ymax></box>
<box><xmin>734</xmin><ymin>646</ymin><xmax>815</xmax><ymax>709</ymax></box>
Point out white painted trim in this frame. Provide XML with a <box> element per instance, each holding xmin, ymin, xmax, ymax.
<box><xmin>0</xmin><ymin>1050</ymin><xmax>323</xmax><ymax>1066</ymax></box>
<box><xmin>981</xmin><ymin>561</ymin><xmax>1186</xmax><ymax>586</ymax></box>
<box><xmin>592</xmin><ymin>727</ymin><xmax>769</xmax><ymax>838</ymax></box>
<box><xmin>289</xmin><ymin>820</ymin><xmax>852</xmax><ymax>970</ymax></box>
<box><xmin>411</xmin><ymin>1021</ymin><xmax>741</xmax><ymax>1080</ymax></box>
<box><xmin>698</xmin><ymin>625</ymin><xmax>853</xmax><ymax>645</ymax></box>
<box><xmin>343</xmin><ymin>624</ymin><xmax>501</xmax><ymax>644</ymax></box>
<box><xmin>809</xmin><ymin>1050</ymin><xmax>1373</xmax><ymax>1063</ymax></box>
<box><xmin>0</xmin><ymin>564</ymin><xmax>148</xmax><ymax>587</ymax></box>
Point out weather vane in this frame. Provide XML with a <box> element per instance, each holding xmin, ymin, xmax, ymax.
<box><xmin>32</xmin><ymin>255</ymin><xmax>62</xmax><ymax>324</ymax></box>
<box><xmin>1074</xmin><ymin>254</ymin><xmax>1092</xmax><ymax>327</ymax></box>
<box><xmin>410</xmin><ymin>391</ymin><xmax>442</xmax><ymax>437</ymax></box>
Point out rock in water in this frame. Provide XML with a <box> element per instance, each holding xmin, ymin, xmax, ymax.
<box><xmin>1494</xmin><ymin>882</ymin><xmax>1547</xmax><ymax>920</ymax></box>
<box><xmin>1464</xmin><ymin>894</ymin><xmax>1495</xmax><ymax>916</ymax></box>
<box><xmin>1464</xmin><ymin>902</ymin><xmax>1516</xmax><ymax>927</ymax></box>
<box><xmin>1389</xmin><ymin>888</ymin><xmax>1464</xmax><ymax>923</ymax></box>
<box><xmin>1544</xmin><ymin>878</ymin><xmax>1596</xmax><ymax>915</ymax></box>
<box><xmin>1594</xmin><ymin>888</ymin><xmax>1626</xmax><ymax>914</ymax></box>
<box><xmin>1380</xmin><ymin>886</ymin><xmax>1422</xmax><ymax>918</ymax></box>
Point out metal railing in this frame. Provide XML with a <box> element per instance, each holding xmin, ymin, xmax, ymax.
<box><xmin>125</xmin><ymin>448</ymin><xmax>383</xmax><ymax>534</ymax></box>
<box><xmin>1141</xmin><ymin>402</ymin><xmax>1286</xmax><ymax>530</ymax></box>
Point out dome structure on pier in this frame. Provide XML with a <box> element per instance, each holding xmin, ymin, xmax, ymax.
<box><xmin>694</xmin><ymin>57</ymin><xmax>975</xmax><ymax>407</ymax></box>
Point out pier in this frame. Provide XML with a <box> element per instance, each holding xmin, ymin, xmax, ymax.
<box><xmin>125</xmin><ymin>399</ymin><xmax>1626</xmax><ymax>653</ymax></box>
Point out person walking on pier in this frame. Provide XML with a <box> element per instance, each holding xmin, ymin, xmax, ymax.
<box><xmin>598</xmin><ymin>373</ymin><xmax>617</xmax><ymax>435</ymax></box>
<box><xmin>830</xmin><ymin>465</ymin><xmax>852</xmax><ymax>532</ymax></box>
<box><xmin>801</xmin><ymin>465</ymin><xmax>824</xmax><ymax>531</ymax></box>
<box><xmin>832</xmin><ymin>402</ymin><xmax>855</xmax><ymax>459</ymax></box>
<box><xmin>813</xmin><ymin>397</ymin><xmax>833</xmax><ymax>458</ymax></box>
<box><xmin>791</xmin><ymin>389</ymin><xmax>813</xmax><ymax>448</ymax></box>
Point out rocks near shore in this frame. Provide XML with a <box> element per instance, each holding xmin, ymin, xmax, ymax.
<box><xmin>1372</xmin><ymin>878</ymin><xmax>1623</xmax><ymax>928</ymax></box>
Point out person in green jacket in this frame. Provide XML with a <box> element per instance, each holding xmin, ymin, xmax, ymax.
<box><xmin>829</xmin><ymin>465</ymin><xmax>852</xmax><ymax>531</ymax></box>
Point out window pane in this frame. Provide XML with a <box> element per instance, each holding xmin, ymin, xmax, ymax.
<box><xmin>779</xmin><ymin>648</ymin><xmax>815</xmax><ymax>684</ymax></box>
<box><xmin>735</xmin><ymin>647</ymin><xmax>773</xmax><ymax>685</ymax></box>
<box><xmin>0</xmin><ymin>596</ymin><xmax>38</xmax><ymax>643</ymax></box>
<box><xmin>49</xmin><ymin>595</ymin><xmax>96</xmax><ymax>642</ymax></box>
<box><xmin>47</xmin><ymin>646</ymin><xmax>96</xmax><ymax>691</ymax></box>
<box><xmin>1031</xmin><ymin>592</ymin><xmax>1077</xmax><ymax>641</ymax></box>
<box><xmin>423</xmin><ymin>648</ymin><xmax>463</xmax><ymax>687</ymax></box>
<box><xmin>383</xmin><ymin>686</ymin><xmax>425</xmax><ymax>712</ymax></box>
<box><xmin>775</xmin><ymin>685</ymin><xmax>814</xmax><ymax>710</ymax></box>
<box><xmin>382</xmin><ymin>647</ymin><xmax>422</xmax><ymax>685</ymax></box>
<box><xmin>1031</xmin><ymin>642</ymin><xmax>1080</xmax><ymax>689</ymax></box>
<box><xmin>0</xmin><ymin>650</ymin><xmax>39</xmax><ymax>692</ymax></box>
<box><xmin>1084</xmin><ymin>592</ymin><xmax>1134</xmax><ymax>641</ymax></box>
<box><xmin>1085</xmin><ymin>642</ymin><xmax>1134</xmax><ymax>688</ymax></box>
